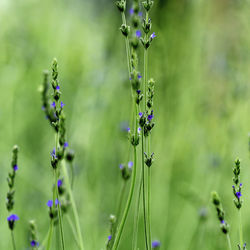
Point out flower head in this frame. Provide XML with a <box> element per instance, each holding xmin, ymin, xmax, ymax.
<box><xmin>30</xmin><ymin>240</ymin><xmax>39</xmax><ymax>247</ymax></box>
<box><xmin>148</xmin><ymin>114</ymin><xmax>154</xmax><ymax>121</ymax></box>
<box><xmin>129</xmin><ymin>8</ymin><xmax>134</xmax><ymax>15</ymax></box>
<box><xmin>50</xmin><ymin>148</ymin><xmax>57</xmax><ymax>159</ymax></box>
<box><xmin>57</xmin><ymin>179</ymin><xmax>63</xmax><ymax>187</ymax></box>
<box><xmin>138</xmin><ymin>12</ymin><xmax>143</xmax><ymax>17</ymax></box>
<box><xmin>138</xmin><ymin>127</ymin><xmax>142</xmax><ymax>133</ymax></box>
<box><xmin>137</xmin><ymin>90</ymin><xmax>141</xmax><ymax>94</ymax></box>
<box><xmin>138</xmin><ymin>74</ymin><xmax>142</xmax><ymax>79</ymax></box>
<box><xmin>152</xmin><ymin>240</ymin><xmax>161</xmax><ymax>248</ymax></box>
<box><xmin>51</xmin><ymin>102</ymin><xmax>56</xmax><ymax>108</ymax></box>
<box><xmin>64</xmin><ymin>142</ymin><xmax>69</xmax><ymax>148</ymax></box>
<box><xmin>60</xmin><ymin>102</ymin><xmax>65</xmax><ymax>108</ymax></box>
<box><xmin>13</xmin><ymin>164</ymin><xmax>18</xmax><ymax>171</ymax></box>
<box><xmin>108</xmin><ymin>235</ymin><xmax>112</xmax><ymax>241</ymax></box>
<box><xmin>128</xmin><ymin>161</ymin><xmax>133</xmax><ymax>168</ymax></box>
<box><xmin>236</xmin><ymin>192</ymin><xmax>242</xmax><ymax>199</ymax></box>
<box><xmin>47</xmin><ymin>200</ymin><xmax>53</xmax><ymax>208</ymax></box>
<box><xmin>127</xmin><ymin>127</ymin><xmax>131</xmax><ymax>133</ymax></box>
<box><xmin>150</xmin><ymin>32</ymin><xmax>156</xmax><ymax>39</ymax></box>
<box><xmin>119</xmin><ymin>164</ymin><xmax>124</xmax><ymax>170</ymax></box>
<box><xmin>7</xmin><ymin>214</ymin><xmax>19</xmax><ymax>222</ymax></box>
<box><xmin>56</xmin><ymin>86</ymin><xmax>60</xmax><ymax>90</ymax></box>
<box><xmin>136</xmin><ymin>30</ymin><xmax>142</xmax><ymax>38</ymax></box>
<box><xmin>221</xmin><ymin>220</ymin><xmax>225</xmax><ymax>224</ymax></box>
<box><xmin>139</xmin><ymin>112</ymin><xmax>143</xmax><ymax>118</ymax></box>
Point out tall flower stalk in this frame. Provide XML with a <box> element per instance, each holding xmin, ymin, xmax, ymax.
<box><xmin>112</xmin><ymin>1</ymin><xmax>141</xmax><ymax>249</ymax></box>
<box><xmin>41</xmin><ymin>59</ymin><xmax>84</xmax><ymax>250</ymax></box>
<box><xmin>6</xmin><ymin>145</ymin><xmax>20</xmax><ymax>250</ymax></box>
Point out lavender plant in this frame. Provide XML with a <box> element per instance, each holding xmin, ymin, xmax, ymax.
<box><xmin>112</xmin><ymin>0</ymin><xmax>157</xmax><ymax>249</ymax></box>
<box><xmin>212</xmin><ymin>159</ymin><xmax>247</xmax><ymax>250</ymax></box>
<box><xmin>6</xmin><ymin>145</ymin><xmax>19</xmax><ymax>250</ymax></box>
<box><xmin>41</xmin><ymin>59</ymin><xmax>84</xmax><ymax>250</ymax></box>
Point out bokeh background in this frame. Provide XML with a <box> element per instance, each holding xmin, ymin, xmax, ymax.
<box><xmin>1</xmin><ymin>0</ymin><xmax>250</xmax><ymax>249</ymax></box>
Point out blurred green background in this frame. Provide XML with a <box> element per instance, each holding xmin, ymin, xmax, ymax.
<box><xmin>1</xmin><ymin>0</ymin><xmax>250</xmax><ymax>249</ymax></box>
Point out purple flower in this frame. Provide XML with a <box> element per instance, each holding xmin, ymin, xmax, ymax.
<box><xmin>119</xmin><ymin>164</ymin><xmax>124</xmax><ymax>170</ymax></box>
<box><xmin>137</xmin><ymin>90</ymin><xmax>141</xmax><ymax>94</ymax></box>
<box><xmin>64</xmin><ymin>142</ymin><xmax>69</xmax><ymax>148</ymax></box>
<box><xmin>7</xmin><ymin>214</ymin><xmax>19</xmax><ymax>222</ymax></box>
<box><xmin>150</xmin><ymin>32</ymin><xmax>156</xmax><ymax>39</ymax></box>
<box><xmin>108</xmin><ymin>235</ymin><xmax>112</xmax><ymax>241</ymax></box>
<box><xmin>236</xmin><ymin>192</ymin><xmax>242</xmax><ymax>198</ymax></box>
<box><xmin>56</xmin><ymin>86</ymin><xmax>60</xmax><ymax>90</ymax></box>
<box><xmin>57</xmin><ymin>179</ymin><xmax>63</xmax><ymax>187</ymax></box>
<box><xmin>232</xmin><ymin>185</ymin><xmax>235</xmax><ymax>189</ymax></box>
<box><xmin>127</xmin><ymin>127</ymin><xmax>131</xmax><ymax>133</ymax></box>
<box><xmin>30</xmin><ymin>240</ymin><xmax>39</xmax><ymax>247</ymax></box>
<box><xmin>129</xmin><ymin>8</ymin><xmax>134</xmax><ymax>15</ymax></box>
<box><xmin>129</xmin><ymin>77</ymin><xmax>132</xmax><ymax>80</ymax></box>
<box><xmin>152</xmin><ymin>240</ymin><xmax>161</xmax><ymax>248</ymax></box>
<box><xmin>60</xmin><ymin>102</ymin><xmax>65</xmax><ymax>108</ymax></box>
<box><xmin>138</xmin><ymin>12</ymin><xmax>143</xmax><ymax>17</ymax></box>
<box><xmin>138</xmin><ymin>74</ymin><xmax>142</xmax><ymax>79</ymax></box>
<box><xmin>55</xmin><ymin>199</ymin><xmax>61</xmax><ymax>206</ymax></box>
<box><xmin>139</xmin><ymin>112</ymin><xmax>143</xmax><ymax>117</ymax></box>
<box><xmin>221</xmin><ymin>220</ymin><xmax>225</xmax><ymax>224</ymax></box>
<box><xmin>138</xmin><ymin>127</ymin><xmax>141</xmax><ymax>133</ymax></box>
<box><xmin>13</xmin><ymin>164</ymin><xmax>18</xmax><ymax>171</ymax></box>
<box><xmin>47</xmin><ymin>200</ymin><xmax>53</xmax><ymax>208</ymax></box>
<box><xmin>128</xmin><ymin>161</ymin><xmax>133</xmax><ymax>168</ymax></box>
<box><xmin>51</xmin><ymin>102</ymin><xmax>56</xmax><ymax>108</ymax></box>
<box><xmin>50</xmin><ymin>148</ymin><xmax>57</xmax><ymax>159</ymax></box>
<box><xmin>240</xmin><ymin>183</ymin><xmax>243</xmax><ymax>187</ymax></box>
<box><xmin>42</xmin><ymin>106</ymin><xmax>45</xmax><ymax>111</ymax></box>
<box><xmin>148</xmin><ymin>114</ymin><xmax>154</xmax><ymax>121</ymax></box>
<box><xmin>136</xmin><ymin>30</ymin><xmax>142</xmax><ymax>38</ymax></box>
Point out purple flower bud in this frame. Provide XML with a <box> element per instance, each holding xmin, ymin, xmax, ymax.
<box><xmin>47</xmin><ymin>200</ymin><xmax>53</xmax><ymax>208</ymax></box>
<box><xmin>50</xmin><ymin>148</ymin><xmax>57</xmax><ymax>159</ymax></box>
<box><xmin>108</xmin><ymin>235</ymin><xmax>112</xmax><ymax>241</ymax></box>
<box><xmin>119</xmin><ymin>164</ymin><xmax>124</xmax><ymax>170</ymax></box>
<box><xmin>139</xmin><ymin>112</ymin><xmax>143</xmax><ymax>117</ymax></box>
<box><xmin>13</xmin><ymin>165</ymin><xmax>18</xmax><ymax>171</ymax></box>
<box><xmin>129</xmin><ymin>8</ymin><xmax>134</xmax><ymax>15</ymax></box>
<box><xmin>51</xmin><ymin>102</ymin><xmax>56</xmax><ymax>108</ymax></box>
<box><xmin>128</xmin><ymin>161</ymin><xmax>133</xmax><ymax>168</ymax></box>
<box><xmin>57</xmin><ymin>179</ymin><xmax>63</xmax><ymax>187</ymax></box>
<box><xmin>236</xmin><ymin>192</ymin><xmax>242</xmax><ymax>198</ymax></box>
<box><xmin>42</xmin><ymin>106</ymin><xmax>45</xmax><ymax>111</ymax></box>
<box><xmin>56</xmin><ymin>86</ymin><xmax>60</xmax><ymax>90</ymax></box>
<box><xmin>138</xmin><ymin>74</ymin><xmax>142</xmax><ymax>79</ymax></box>
<box><xmin>60</xmin><ymin>102</ymin><xmax>65</xmax><ymax>108</ymax></box>
<box><xmin>7</xmin><ymin>214</ymin><xmax>19</xmax><ymax>222</ymax></box>
<box><xmin>127</xmin><ymin>127</ymin><xmax>131</xmax><ymax>133</ymax></box>
<box><xmin>240</xmin><ymin>183</ymin><xmax>243</xmax><ymax>187</ymax></box>
<box><xmin>55</xmin><ymin>199</ymin><xmax>60</xmax><ymax>206</ymax></box>
<box><xmin>64</xmin><ymin>142</ymin><xmax>69</xmax><ymax>148</ymax></box>
<box><xmin>138</xmin><ymin>12</ymin><xmax>143</xmax><ymax>17</ymax></box>
<box><xmin>148</xmin><ymin>114</ymin><xmax>154</xmax><ymax>121</ymax></box>
<box><xmin>138</xmin><ymin>127</ymin><xmax>141</xmax><ymax>133</ymax></box>
<box><xmin>221</xmin><ymin>220</ymin><xmax>225</xmax><ymax>224</ymax></box>
<box><xmin>30</xmin><ymin>240</ymin><xmax>39</xmax><ymax>247</ymax></box>
<box><xmin>152</xmin><ymin>240</ymin><xmax>161</xmax><ymax>248</ymax></box>
<box><xmin>232</xmin><ymin>185</ymin><xmax>235</xmax><ymax>189</ymax></box>
<box><xmin>137</xmin><ymin>90</ymin><xmax>141</xmax><ymax>94</ymax></box>
<box><xmin>136</xmin><ymin>30</ymin><xmax>142</xmax><ymax>38</ymax></box>
<box><xmin>150</xmin><ymin>32</ymin><xmax>156</xmax><ymax>39</ymax></box>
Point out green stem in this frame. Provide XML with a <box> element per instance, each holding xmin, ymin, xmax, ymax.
<box><xmin>70</xmin><ymin>162</ymin><xmax>75</xmax><ymax>189</ymax></box>
<box><xmin>141</xmin><ymin>134</ymin><xmax>148</xmax><ymax>250</ymax></box>
<box><xmin>239</xmin><ymin>209</ymin><xmax>243</xmax><ymax>248</ymax></box>
<box><xmin>147</xmin><ymin>166</ymin><xmax>151</xmax><ymax>250</ymax></box>
<box><xmin>112</xmin><ymin>146</ymin><xmax>137</xmax><ymax>250</ymax></box>
<box><xmin>133</xmin><ymin>175</ymin><xmax>142</xmax><ymax>250</ymax></box>
<box><xmin>54</xmin><ymin>169</ymin><xmax>66</xmax><ymax>250</ymax></box>
<box><xmin>61</xmin><ymin>159</ymin><xmax>84</xmax><ymax>250</ymax></box>
<box><xmin>226</xmin><ymin>234</ymin><xmax>232</xmax><ymax>250</ymax></box>
<box><xmin>66</xmin><ymin>214</ymin><xmax>81</xmax><ymax>249</ymax></box>
<box><xmin>46</xmin><ymin>220</ymin><xmax>53</xmax><ymax>250</ymax></box>
<box><xmin>11</xmin><ymin>231</ymin><xmax>16</xmax><ymax>250</ymax></box>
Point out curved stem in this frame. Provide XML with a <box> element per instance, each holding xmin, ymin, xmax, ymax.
<box><xmin>112</xmin><ymin>145</ymin><xmax>137</xmax><ymax>250</ymax></box>
<box><xmin>61</xmin><ymin>159</ymin><xmax>84</xmax><ymax>250</ymax></box>
<box><xmin>239</xmin><ymin>210</ymin><xmax>243</xmax><ymax>248</ymax></box>
<box><xmin>226</xmin><ymin>234</ymin><xmax>232</xmax><ymax>250</ymax></box>
<box><xmin>46</xmin><ymin>220</ymin><xmax>53</xmax><ymax>250</ymax></box>
<box><xmin>11</xmin><ymin>231</ymin><xmax>16</xmax><ymax>250</ymax></box>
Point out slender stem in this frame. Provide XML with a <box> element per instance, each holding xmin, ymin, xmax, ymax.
<box><xmin>141</xmin><ymin>134</ymin><xmax>148</xmax><ymax>250</ymax></box>
<box><xmin>239</xmin><ymin>209</ymin><xmax>243</xmax><ymax>248</ymax></box>
<box><xmin>66</xmin><ymin>215</ymin><xmax>81</xmax><ymax>249</ymax></box>
<box><xmin>11</xmin><ymin>231</ymin><xmax>16</xmax><ymax>250</ymax></box>
<box><xmin>147</xmin><ymin>137</ymin><xmax>152</xmax><ymax>249</ymax></box>
<box><xmin>54</xmin><ymin>169</ymin><xmax>66</xmax><ymax>250</ymax></box>
<box><xmin>46</xmin><ymin>220</ymin><xmax>54</xmax><ymax>250</ymax></box>
<box><xmin>226</xmin><ymin>234</ymin><xmax>232</xmax><ymax>250</ymax></box>
<box><xmin>112</xmin><ymin>146</ymin><xmax>137</xmax><ymax>250</ymax></box>
<box><xmin>61</xmin><ymin>159</ymin><xmax>84</xmax><ymax>250</ymax></box>
<box><xmin>70</xmin><ymin>162</ymin><xmax>75</xmax><ymax>189</ymax></box>
<box><xmin>133</xmin><ymin>175</ymin><xmax>142</xmax><ymax>250</ymax></box>
<box><xmin>110</xmin><ymin>181</ymin><xmax>127</xmax><ymax>249</ymax></box>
